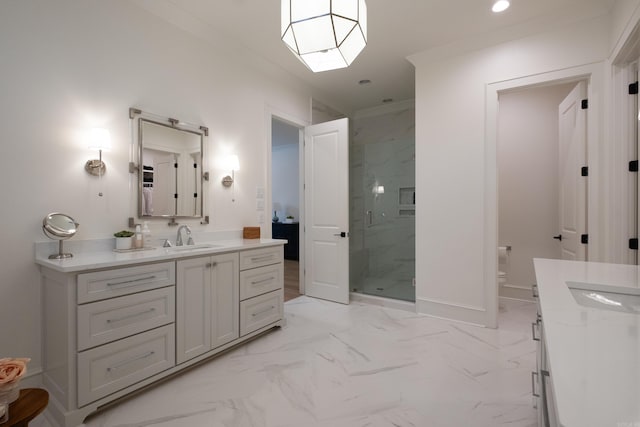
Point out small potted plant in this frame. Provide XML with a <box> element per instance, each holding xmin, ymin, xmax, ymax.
<box><xmin>284</xmin><ymin>215</ymin><xmax>294</xmax><ymax>224</ymax></box>
<box><xmin>114</xmin><ymin>230</ymin><xmax>135</xmax><ymax>250</ymax></box>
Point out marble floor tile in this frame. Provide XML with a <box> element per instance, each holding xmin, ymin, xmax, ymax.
<box><xmin>38</xmin><ymin>297</ymin><xmax>538</xmax><ymax>427</ymax></box>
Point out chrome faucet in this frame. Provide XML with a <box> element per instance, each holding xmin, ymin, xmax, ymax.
<box><xmin>176</xmin><ymin>225</ymin><xmax>194</xmax><ymax>246</ymax></box>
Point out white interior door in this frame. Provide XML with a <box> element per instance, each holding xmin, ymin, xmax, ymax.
<box><xmin>558</xmin><ymin>81</ymin><xmax>588</xmax><ymax>260</ymax></box>
<box><xmin>304</xmin><ymin>118</ymin><xmax>349</xmax><ymax>304</ymax></box>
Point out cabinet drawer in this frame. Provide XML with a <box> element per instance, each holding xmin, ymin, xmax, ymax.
<box><xmin>240</xmin><ymin>290</ymin><xmax>283</xmax><ymax>336</ymax></box>
<box><xmin>77</xmin><ymin>325</ymin><xmax>175</xmax><ymax>407</ymax></box>
<box><xmin>239</xmin><ymin>246</ymin><xmax>283</xmax><ymax>271</ymax></box>
<box><xmin>77</xmin><ymin>287</ymin><xmax>175</xmax><ymax>351</ymax></box>
<box><xmin>240</xmin><ymin>263</ymin><xmax>283</xmax><ymax>300</ymax></box>
<box><xmin>78</xmin><ymin>262</ymin><xmax>175</xmax><ymax>304</ymax></box>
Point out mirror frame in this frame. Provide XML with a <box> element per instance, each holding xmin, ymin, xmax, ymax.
<box><xmin>42</xmin><ymin>212</ymin><xmax>79</xmax><ymax>240</ymax></box>
<box><xmin>130</xmin><ymin>108</ymin><xmax>209</xmax><ymax>223</ymax></box>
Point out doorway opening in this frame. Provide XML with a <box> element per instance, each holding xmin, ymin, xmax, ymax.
<box><xmin>497</xmin><ymin>82</ymin><xmax>579</xmax><ymax>301</ymax></box>
<box><xmin>271</xmin><ymin>117</ymin><xmax>303</xmax><ymax>302</ymax></box>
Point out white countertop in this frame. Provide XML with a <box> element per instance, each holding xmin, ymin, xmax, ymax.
<box><xmin>36</xmin><ymin>238</ymin><xmax>286</xmax><ymax>273</ymax></box>
<box><xmin>533</xmin><ymin>258</ymin><xmax>640</xmax><ymax>427</ymax></box>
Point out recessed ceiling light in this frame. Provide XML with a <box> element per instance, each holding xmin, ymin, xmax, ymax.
<box><xmin>382</xmin><ymin>98</ymin><xmax>393</xmax><ymax>103</ymax></box>
<box><xmin>359</xmin><ymin>79</ymin><xmax>372</xmax><ymax>85</ymax></box>
<box><xmin>492</xmin><ymin>0</ymin><xmax>510</xmax><ymax>13</ymax></box>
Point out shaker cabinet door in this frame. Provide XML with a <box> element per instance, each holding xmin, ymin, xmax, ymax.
<box><xmin>176</xmin><ymin>257</ymin><xmax>211</xmax><ymax>364</ymax></box>
<box><xmin>210</xmin><ymin>252</ymin><xmax>240</xmax><ymax>349</ymax></box>
<box><xmin>176</xmin><ymin>253</ymin><xmax>240</xmax><ymax>364</ymax></box>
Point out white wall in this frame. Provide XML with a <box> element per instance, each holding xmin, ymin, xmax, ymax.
<box><xmin>409</xmin><ymin>14</ymin><xmax>611</xmax><ymax>326</ymax></box>
<box><xmin>0</xmin><ymin>1</ymin><xmax>329</xmax><ymax>375</ymax></box>
<box><xmin>497</xmin><ymin>84</ymin><xmax>574</xmax><ymax>300</ymax></box>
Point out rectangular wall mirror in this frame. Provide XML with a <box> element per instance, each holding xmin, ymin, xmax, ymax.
<box><xmin>130</xmin><ymin>108</ymin><xmax>209</xmax><ymax>221</ymax></box>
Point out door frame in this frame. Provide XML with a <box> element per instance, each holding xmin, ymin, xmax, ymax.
<box><xmin>610</xmin><ymin>59</ymin><xmax>640</xmax><ymax>265</ymax></box>
<box><xmin>266</xmin><ymin>107</ymin><xmax>308</xmax><ymax>295</ymax></box>
<box><xmin>485</xmin><ymin>63</ymin><xmax>603</xmax><ymax>327</ymax></box>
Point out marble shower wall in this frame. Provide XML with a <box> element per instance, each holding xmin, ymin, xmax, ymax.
<box><xmin>350</xmin><ymin>103</ymin><xmax>416</xmax><ymax>301</ymax></box>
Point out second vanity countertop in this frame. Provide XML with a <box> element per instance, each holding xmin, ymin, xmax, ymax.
<box><xmin>533</xmin><ymin>258</ymin><xmax>640</xmax><ymax>427</ymax></box>
<box><xmin>35</xmin><ymin>238</ymin><xmax>286</xmax><ymax>273</ymax></box>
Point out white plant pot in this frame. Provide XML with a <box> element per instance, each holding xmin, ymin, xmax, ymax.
<box><xmin>115</xmin><ymin>237</ymin><xmax>133</xmax><ymax>250</ymax></box>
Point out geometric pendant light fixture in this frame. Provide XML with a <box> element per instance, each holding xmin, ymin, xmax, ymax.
<box><xmin>281</xmin><ymin>0</ymin><xmax>367</xmax><ymax>72</ymax></box>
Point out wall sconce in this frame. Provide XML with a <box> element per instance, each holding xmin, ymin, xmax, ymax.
<box><xmin>221</xmin><ymin>155</ymin><xmax>240</xmax><ymax>201</ymax></box>
<box><xmin>84</xmin><ymin>128</ymin><xmax>111</xmax><ymax>176</ymax></box>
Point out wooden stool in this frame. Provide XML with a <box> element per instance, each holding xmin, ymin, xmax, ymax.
<box><xmin>0</xmin><ymin>388</ymin><xmax>49</xmax><ymax>427</ymax></box>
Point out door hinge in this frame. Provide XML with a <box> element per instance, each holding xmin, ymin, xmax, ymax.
<box><xmin>581</xmin><ymin>234</ymin><xmax>589</xmax><ymax>245</ymax></box>
<box><xmin>630</xmin><ymin>238</ymin><xmax>639</xmax><ymax>250</ymax></box>
<box><xmin>581</xmin><ymin>99</ymin><xmax>588</xmax><ymax>109</ymax></box>
<box><xmin>630</xmin><ymin>160</ymin><xmax>639</xmax><ymax>172</ymax></box>
<box><xmin>581</xmin><ymin>166</ymin><xmax>588</xmax><ymax>177</ymax></box>
<box><xmin>630</xmin><ymin>82</ymin><xmax>639</xmax><ymax>95</ymax></box>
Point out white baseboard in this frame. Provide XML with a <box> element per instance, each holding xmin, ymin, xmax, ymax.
<box><xmin>350</xmin><ymin>292</ymin><xmax>416</xmax><ymax>312</ymax></box>
<box><xmin>499</xmin><ymin>283</ymin><xmax>534</xmax><ymax>302</ymax></box>
<box><xmin>416</xmin><ymin>297</ymin><xmax>489</xmax><ymax>327</ymax></box>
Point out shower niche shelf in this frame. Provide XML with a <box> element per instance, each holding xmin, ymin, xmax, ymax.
<box><xmin>399</xmin><ymin>187</ymin><xmax>415</xmax><ymax>216</ymax></box>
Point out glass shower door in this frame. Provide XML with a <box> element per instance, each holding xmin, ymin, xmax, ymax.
<box><xmin>350</xmin><ymin>137</ymin><xmax>415</xmax><ymax>302</ymax></box>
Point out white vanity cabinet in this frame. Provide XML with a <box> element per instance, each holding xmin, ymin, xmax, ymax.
<box><xmin>239</xmin><ymin>246</ymin><xmax>284</xmax><ymax>336</ymax></box>
<box><xmin>41</xmin><ymin>261</ymin><xmax>177</xmax><ymax>425</ymax></box>
<box><xmin>38</xmin><ymin>240</ymin><xmax>285</xmax><ymax>427</ymax></box>
<box><xmin>176</xmin><ymin>252</ymin><xmax>239</xmax><ymax>364</ymax></box>
<box><xmin>532</xmin><ymin>286</ymin><xmax>560</xmax><ymax>427</ymax></box>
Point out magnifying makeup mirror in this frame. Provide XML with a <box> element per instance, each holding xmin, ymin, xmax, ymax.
<box><xmin>42</xmin><ymin>213</ymin><xmax>79</xmax><ymax>259</ymax></box>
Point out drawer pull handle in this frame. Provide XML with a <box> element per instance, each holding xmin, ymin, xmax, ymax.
<box><xmin>250</xmin><ymin>255</ymin><xmax>274</xmax><ymax>262</ymax></box>
<box><xmin>251</xmin><ymin>277</ymin><xmax>276</xmax><ymax>285</ymax></box>
<box><xmin>107</xmin><ymin>275</ymin><xmax>157</xmax><ymax>287</ymax></box>
<box><xmin>531</xmin><ymin>371</ymin><xmax>539</xmax><ymax>398</ymax></box>
<box><xmin>107</xmin><ymin>351</ymin><xmax>155</xmax><ymax>372</ymax></box>
<box><xmin>531</xmin><ymin>321</ymin><xmax>540</xmax><ymax>342</ymax></box>
<box><xmin>205</xmin><ymin>262</ymin><xmax>217</xmax><ymax>268</ymax></box>
<box><xmin>106</xmin><ymin>308</ymin><xmax>156</xmax><ymax>324</ymax></box>
<box><xmin>252</xmin><ymin>305</ymin><xmax>276</xmax><ymax>317</ymax></box>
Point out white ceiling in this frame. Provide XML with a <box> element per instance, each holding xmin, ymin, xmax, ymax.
<box><xmin>158</xmin><ymin>0</ymin><xmax>615</xmax><ymax>113</ymax></box>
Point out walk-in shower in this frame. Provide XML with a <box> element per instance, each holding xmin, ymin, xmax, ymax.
<box><xmin>349</xmin><ymin>102</ymin><xmax>416</xmax><ymax>302</ymax></box>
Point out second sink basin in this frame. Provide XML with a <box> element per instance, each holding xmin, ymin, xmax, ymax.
<box><xmin>567</xmin><ymin>281</ymin><xmax>640</xmax><ymax>314</ymax></box>
<box><xmin>167</xmin><ymin>243</ymin><xmax>223</xmax><ymax>252</ymax></box>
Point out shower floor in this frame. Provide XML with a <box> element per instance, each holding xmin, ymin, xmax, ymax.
<box><xmin>353</xmin><ymin>276</ymin><xmax>415</xmax><ymax>302</ymax></box>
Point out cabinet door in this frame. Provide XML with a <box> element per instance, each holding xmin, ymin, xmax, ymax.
<box><xmin>210</xmin><ymin>252</ymin><xmax>239</xmax><ymax>349</ymax></box>
<box><xmin>176</xmin><ymin>257</ymin><xmax>211</xmax><ymax>364</ymax></box>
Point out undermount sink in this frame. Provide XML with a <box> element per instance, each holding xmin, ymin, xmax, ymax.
<box><xmin>567</xmin><ymin>281</ymin><xmax>640</xmax><ymax>314</ymax></box>
<box><xmin>166</xmin><ymin>243</ymin><xmax>222</xmax><ymax>252</ymax></box>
